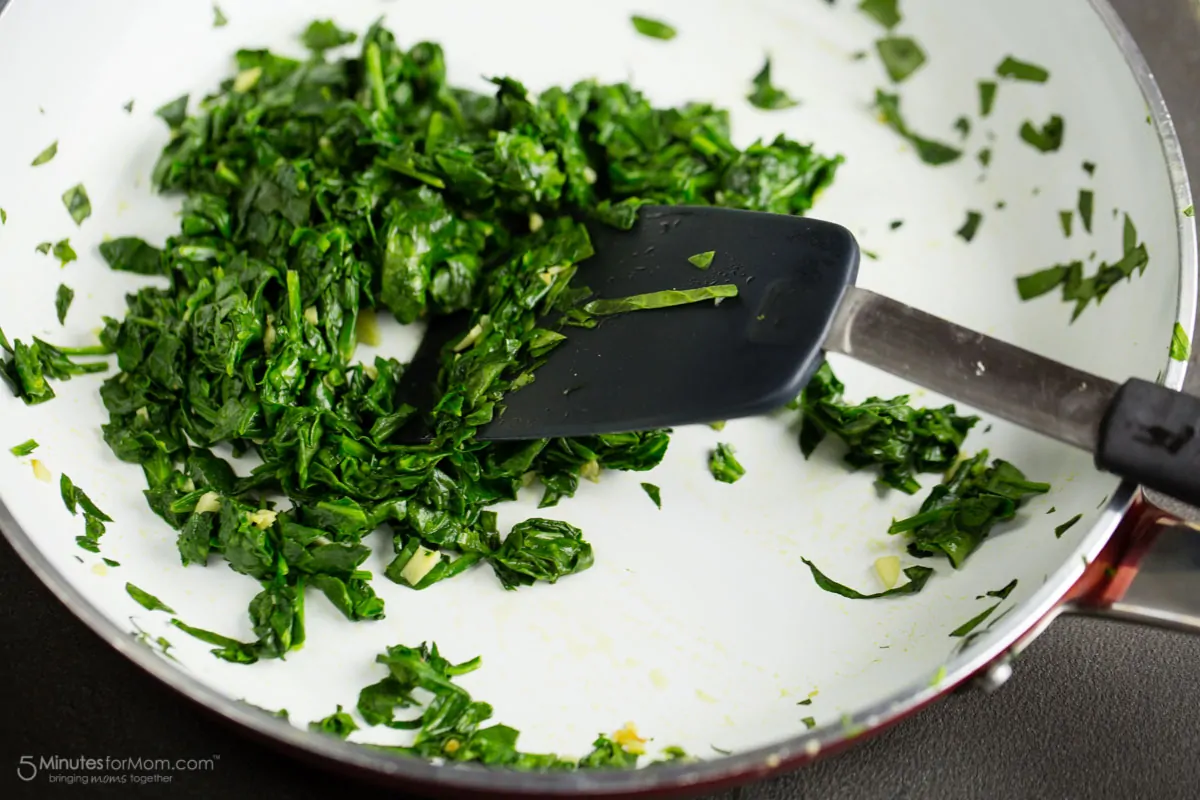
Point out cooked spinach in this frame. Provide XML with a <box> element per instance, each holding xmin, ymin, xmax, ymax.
<box><xmin>953</xmin><ymin>116</ymin><xmax>970</xmax><ymax>139</ymax></box>
<box><xmin>1015</xmin><ymin>213</ymin><xmax>1148</xmax><ymax>319</ymax></box>
<box><xmin>630</xmin><ymin>15</ymin><xmax>676</xmax><ymax>40</ymax></box>
<box><xmin>52</xmin><ymin>238</ymin><xmax>77</xmax><ymax>267</ymax></box>
<box><xmin>949</xmin><ymin>603</ymin><xmax>999</xmax><ymax>637</ymax></box>
<box><xmin>301</xmin><ymin>20</ymin><xmax>358</xmax><ymax>53</ymax></box>
<box><xmin>1082</xmin><ymin>161</ymin><xmax>1096</xmax><ymax>176</ymax></box>
<box><xmin>888</xmin><ymin>451</ymin><xmax>1050</xmax><ymax>568</ymax></box>
<box><xmin>956</xmin><ymin>210</ymin><xmax>982</xmax><ymax>242</ymax></box>
<box><xmin>996</xmin><ymin>56</ymin><xmax>1049</xmax><ymax>83</ymax></box>
<box><xmin>1054</xmin><ymin>513</ymin><xmax>1083</xmax><ymax>538</ymax></box>
<box><xmin>212</xmin><ymin>3</ymin><xmax>228</xmax><ymax>28</ymax></box>
<box><xmin>35</xmin><ymin>242</ymin><xmax>51</xmax><ymax>255</ymax></box>
<box><xmin>640</xmin><ymin>482</ymin><xmax>662</xmax><ymax>509</ymax></box>
<box><xmin>126</xmin><ymin>582</ymin><xmax>176</xmax><ymax>613</ymax></box>
<box><xmin>801</xmin><ymin>716</ymin><xmax>816</xmax><ymax>730</ymax></box>
<box><xmin>170</xmin><ymin>619</ymin><xmax>260</xmax><ymax>664</ymax></box>
<box><xmin>0</xmin><ymin>329</ymin><xmax>108</xmax><ymax>406</ymax></box>
<box><xmin>796</xmin><ymin>361</ymin><xmax>978</xmax><ymax>494</ymax></box>
<box><xmin>1019</xmin><ymin>115</ymin><xmax>1064</xmax><ymax>153</ymax></box>
<box><xmin>889</xmin><ymin>219</ymin><xmax>903</xmax><ymax>230</ymax></box>
<box><xmin>876</xmin><ymin>37</ymin><xmax>925</xmax><ymax>83</ymax></box>
<box><xmin>309</xmin><ymin>706</ymin><xmax>359</xmax><ymax>738</ymax></box>
<box><xmin>62</xmin><ymin>184</ymin><xmax>92</xmax><ymax>226</ymax></box>
<box><xmin>747</xmin><ymin>58</ymin><xmax>799</xmax><ymax>110</ymax></box>
<box><xmin>858</xmin><ymin>0</ymin><xmax>901</xmax><ymax>29</ymax></box>
<box><xmin>124</xmin><ymin>100</ymin><xmax>135</xmax><ymax>114</ymax></box>
<box><xmin>103</xmin><ymin>558</ymin><xmax>121</xmax><ymax>567</ymax></box>
<box><xmin>708</xmin><ymin>443</ymin><xmax>745</xmax><ymax>484</ymax></box>
<box><xmin>688</xmin><ymin>251</ymin><xmax>716</xmax><ymax>269</ymax></box>
<box><xmin>1059</xmin><ymin>210</ymin><xmax>1073</xmax><ymax>238</ymax></box>
<box><xmin>802</xmin><ymin>557</ymin><xmax>934</xmax><ymax>599</ymax></box>
<box><xmin>0</xmin><ymin>208</ymin><xmax>6</xmax><ymax>224</ymax></box>
<box><xmin>985</xmin><ymin>578</ymin><xmax>1018</xmax><ymax>600</ymax></box>
<box><xmin>1185</xmin><ymin>205</ymin><xmax>1194</xmax><ymax>217</ymax></box>
<box><xmin>55</xmin><ymin>284</ymin><xmax>75</xmax><ymax>325</ymax></box>
<box><xmin>31</xmin><ymin>141</ymin><xmax>58</xmax><ymax>166</ymax></box>
<box><xmin>978</xmin><ymin>81</ymin><xmax>997</xmax><ymax>117</ymax></box>
<box><xmin>1078</xmin><ymin>189</ymin><xmax>1094</xmax><ymax>233</ymax></box>
<box><xmin>355</xmin><ymin>641</ymin><xmax>668</xmax><ymax>767</ymax></box>
<box><xmin>1171</xmin><ymin>322</ymin><xmax>1190</xmax><ymax>361</ymax></box>
<box><xmin>10</xmin><ymin>439</ymin><xmax>39</xmax><ymax>456</ymax></box>
<box><xmin>89</xmin><ymin>20</ymin><xmax>841</xmax><ymax>667</ymax></box>
<box><xmin>874</xmin><ymin>90</ymin><xmax>961</xmax><ymax>165</ymax></box>
<box><xmin>976</xmin><ymin>148</ymin><xmax>992</xmax><ymax>168</ymax></box>
<box><xmin>583</xmin><ymin>285</ymin><xmax>737</xmax><ymax>315</ymax></box>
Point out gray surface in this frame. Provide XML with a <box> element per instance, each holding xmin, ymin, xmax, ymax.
<box><xmin>3</xmin><ymin>2</ymin><xmax>1200</xmax><ymax>799</ymax></box>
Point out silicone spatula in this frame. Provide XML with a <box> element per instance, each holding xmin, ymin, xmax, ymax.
<box><xmin>398</xmin><ymin>205</ymin><xmax>1200</xmax><ymax>506</ymax></box>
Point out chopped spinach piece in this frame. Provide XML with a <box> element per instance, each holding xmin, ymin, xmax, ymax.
<box><xmin>155</xmin><ymin>94</ymin><xmax>189</xmax><ymax>129</ymax></box>
<box><xmin>956</xmin><ymin>210</ymin><xmax>982</xmax><ymax>242</ymax></box>
<box><xmin>35</xmin><ymin>242</ymin><xmax>51</xmax><ymax>255</ymax></box>
<box><xmin>876</xmin><ymin>37</ymin><xmax>926</xmax><ymax>83</ymax></box>
<box><xmin>1184</xmin><ymin>205</ymin><xmax>1194</xmax><ymax>217</ymax></box>
<box><xmin>747</xmin><ymin>58</ymin><xmax>799</xmax><ymax>110</ymax></box>
<box><xmin>170</xmin><ymin>619</ymin><xmax>260</xmax><ymax>664</ymax></box>
<box><xmin>124</xmin><ymin>100</ymin><xmax>135</xmax><ymax>113</ymax></box>
<box><xmin>99</xmin><ymin>237</ymin><xmax>164</xmax><ymax>275</ymax></box>
<box><xmin>630</xmin><ymin>15</ymin><xmax>676</xmax><ymax>40</ymax></box>
<box><xmin>978</xmin><ymin>81</ymin><xmax>997</xmax><ymax>117</ymax></box>
<box><xmin>1082</xmin><ymin>161</ymin><xmax>1096</xmax><ymax>176</ymax></box>
<box><xmin>77</xmin><ymin>512</ymin><xmax>108</xmax><ymax>553</ymax></box>
<box><xmin>949</xmin><ymin>603</ymin><xmax>1000</xmax><ymax>637</ymax></box>
<box><xmin>55</xmin><ymin>284</ymin><xmax>75</xmax><ymax>324</ymax></box>
<box><xmin>889</xmin><ymin>219</ymin><xmax>903</xmax><ymax>230</ymax></box>
<box><xmin>874</xmin><ymin>90</ymin><xmax>961</xmax><ymax>165</ymax></box>
<box><xmin>858</xmin><ymin>0</ymin><xmax>901</xmax><ymax>29</ymax></box>
<box><xmin>1059</xmin><ymin>210</ymin><xmax>1073</xmax><ymax>238</ymax></box>
<box><xmin>888</xmin><ymin>451</ymin><xmax>1049</xmax><ymax>568</ymax></box>
<box><xmin>31</xmin><ymin>141</ymin><xmax>58</xmax><ymax>166</ymax></box>
<box><xmin>212</xmin><ymin>3</ymin><xmax>228</xmax><ymax>27</ymax></box>
<box><xmin>953</xmin><ymin>116</ymin><xmax>970</xmax><ymax>139</ymax></box>
<box><xmin>640</xmin><ymin>482</ymin><xmax>662</xmax><ymax>509</ymax></box>
<box><xmin>1054</xmin><ymin>513</ymin><xmax>1083</xmax><ymax>538</ymax></box>
<box><xmin>583</xmin><ymin>285</ymin><xmax>737</xmax><ymax>315</ymax></box>
<box><xmin>1171</xmin><ymin>322</ymin><xmax>1190</xmax><ymax>361</ymax></box>
<box><xmin>688</xmin><ymin>250</ymin><xmax>716</xmax><ymax>269</ymax></box>
<box><xmin>126</xmin><ymin>582</ymin><xmax>176</xmax><ymax>613</ymax></box>
<box><xmin>301</xmin><ymin>20</ymin><xmax>357</xmax><ymax>52</ymax></box>
<box><xmin>802</xmin><ymin>557</ymin><xmax>934</xmax><ymax>599</ymax></box>
<box><xmin>490</xmin><ymin>519</ymin><xmax>594</xmax><ymax>589</ymax></box>
<box><xmin>1019</xmin><ymin>115</ymin><xmax>1064</xmax><ymax>153</ymax></box>
<box><xmin>801</xmin><ymin>717</ymin><xmax>816</xmax><ymax>730</ymax></box>
<box><xmin>309</xmin><ymin>706</ymin><xmax>359</xmax><ymax>738</ymax></box>
<box><xmin>1078</xmin><ymin>189</ymin><xmax>1094</xmax><ymax>233</ymax></box>
<box><xmin>996</xmin><ymin>56</ymin><xmax>1050</xmax><ymax>83</ymax></box>
<box><xmin>708</xmin><ymin>443</ymin><xmax>745</xmax><ymax>484</ymax></box>
<box><xmin>797</xmin><ymin>361</ymin><xmax>978</xmax><ymax>493</ymax></box>
<box><xmin>0</xmin><ymin>329</ymin><xmax>109</xmax><ymax>405</ymax></box>
<box><xmin>52</xmin><ymin>238</ymin><xmax>77</xmax><ymax>267</ymax></box>
<box><xmin>985</xmin><ymin>578</ymin><xmax>1018</xmax><ymax>600</ymax></box>
<box><xmin>9</xmin><ymin>439</ymin><xmax>39</xmax><ymax>456</ymax></box>
<box><xmin>61</xmin><ymin>184</ymin><xmax>92</xmax><ymax>226</ymax></box>
<box><xmin>1015</xmin><ymin>213</ymin><xmax>1148</xmax><ymax>318</ymax></box>
<box><xmin>103</xmin><ymin>558</ymin><xmax>121</xmax><ymax>567</ymax></box>
<box><xmin>0</xmin><ymin>208</ymin><xmax>6</xmax><ymax>224</ymax></box>
<box><xmin>976</xmin><ymin>148</ymin><xmax>991</xmax><ymax>168</ymax></box>
<box><xmin>60</xmin><ymin>472</ymin><xmax>112</xmax><ymax>521</ymax></box>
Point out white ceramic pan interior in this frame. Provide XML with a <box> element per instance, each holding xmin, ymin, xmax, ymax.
<box><xmin>0</xmin><ymin>0</ymin><xmax>1193</xmax><ymax>789</ymax></box>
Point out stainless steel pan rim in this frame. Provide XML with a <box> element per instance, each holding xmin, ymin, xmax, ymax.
<box><xmin>0</xmin><ymin>0</ymin><xmax>1193</xmax><ymax>794</ymax></box>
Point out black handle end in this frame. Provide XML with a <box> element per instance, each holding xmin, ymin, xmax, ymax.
<box><xmin>1096</xmin><ymin>378</ymin><xmax>1200</xmax><ymax>507</ymax></box>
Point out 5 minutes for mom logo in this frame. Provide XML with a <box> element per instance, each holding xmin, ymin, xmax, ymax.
<box><xmin>17</xmin><ymin>754</ymin><xmax>219</xmax><ymax>784</ymax></box>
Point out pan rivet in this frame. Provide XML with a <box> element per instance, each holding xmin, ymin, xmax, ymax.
<box><xmin>976</xmin><ymin>657</ymin><xmax>1014</xmax><ymax>693</ymax></box>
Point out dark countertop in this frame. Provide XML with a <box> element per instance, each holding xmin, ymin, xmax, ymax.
<box><xmin>4</xmin><ymin>1</ymin><xmax>1200</xmax><ymax>798</ymax></box>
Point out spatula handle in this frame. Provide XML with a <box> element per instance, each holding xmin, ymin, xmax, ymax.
<box><xmin>1096</xmin><ymin>379</ymin><xmax>1200</xmax><ymax>508</ymax></box>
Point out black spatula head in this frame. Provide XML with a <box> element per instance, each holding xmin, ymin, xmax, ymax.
<box><xmin>402</xmin><ymin>206</ymin><xmax>859</xmax><ymax>441</ymax></box>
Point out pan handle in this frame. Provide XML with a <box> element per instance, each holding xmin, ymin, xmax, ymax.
<box><xmin>1060</xmin><ymin>493</ymin><xmax>1200</xmax><ymax>632</ymax></box>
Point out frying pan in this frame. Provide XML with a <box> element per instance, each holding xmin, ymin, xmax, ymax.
<box><xmin>0</xmin><ymin>0</ymin><xmax>1197</xmax><ymax>796</ymax></box>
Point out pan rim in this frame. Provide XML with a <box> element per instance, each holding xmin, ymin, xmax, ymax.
<box><xmin>0</xmin><ymin>0</ymin><xmax>1193</xmax><ymax>794</ymax></box>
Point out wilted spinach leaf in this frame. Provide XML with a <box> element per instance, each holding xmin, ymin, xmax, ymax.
<box><xmin>747</xmin><ymin>58</ymin><xmax>799</xmax><ymax>110</ymax></box>
<box><xmin>31</xmin><ymin>141</ymin><xmax>58</xmax><ymax>166</ymax></box>
<box><xmin>583</xmin><ymin>285</ymin><xmax>737</xmax><ymax>315</ymax></box>
<box><xmin>55</xmin><ymin>284</ymin><xmax>75</xmax><ymax>324</ymax></box>
<box><xmin>61</xmin><ymin>184</ymin><xmax>92</xmax><ymax>226</ymax></box>
<box><xmin>9</xmin><ymin>439</ymin><xmax>38</xmax><ymax>456</ymax></box>
<box><xmin>889</xmin><ymin>451</ymin><xmax>1050</xmax><ymax>568</ymax></box>
<box><xmin>858</xmin><ymin>0</ymin><xmax>901</xmax><ymax>29</ymax></box>
<box><xmin>708</xmin><ymin>443</ymin><xmax>745</xmax><ymax>484</ymax></box>
<box><xmin>996</xmin><ymin>56</ymin><xmax>1050</xmax><ymax>83</ymax></box>
<box><xmin>802</xmin><ymin>558</ymin><xmax>934</xmax><ymax>599</ymax></box>
<box><xmin>52</xmin><ymin>238</ymin><xmax>77</xmax><ymax>267</ymax></box>
<box><xmin>1019</xmin><ymin>115</ymin><xmax>1064</xmax><ymax>153</ymax></box>
<box><xmin>1171</xmin><ymin>322</ymin><xmax>1190</xmax><ymax>361</ymax></box>
<box><xmin>126</xmin><ymin>582</ymin><xmax>176</xmax><ymax>613</ymax></box>
<box><xmin>309</xmin><ymin>706</ymin><xmax>358</xmax><ymax>738</ymax></box>
<box><xmin>796</xmin><ymin>361</ymin><xmax>978</xmax><ymax>494</ymax></box>
<box><xmin>640</xmin><ymin>482</ymin><xmax>662</xmax><ymax>509</ymax></box>
<box><xmin>630</xmin><ymin>15</ymin><xmax>677</xmax><ymax>40</ymax></box>
<box><xmin>874</xmin><ymin>90</ymin><xmax>961</xmax><ymax>165</ymax></box>
<box><xmin>956</xmin><ymin>210</ymin><xmax>982</xmax><ymax>242</ymax></box>
<box><xmin>875</xmin><ymin>37</ymin><xmax>925</xmax><ymax>83</ymax></box>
